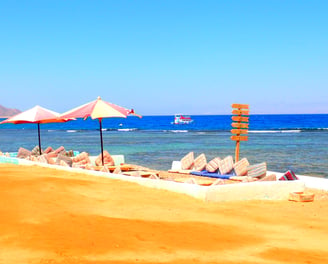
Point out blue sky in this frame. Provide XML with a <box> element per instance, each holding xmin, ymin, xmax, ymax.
<box><xmin>0</xmin><ymin>0</ymin><xmax>327</xmax><ymax>115</ymax></box>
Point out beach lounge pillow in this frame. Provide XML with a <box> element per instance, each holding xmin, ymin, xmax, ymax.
<box><xmin>72</xmin><ymin>152</ymin><xmax>90</xmax><ymax>165</ymax></box>
<box><xmin>29</xmin><ymin>155</ymin><xmax>38</xmax><ymax>162</ymax></box>
<box><xmin>101</xmin><ymin>165</ymin><xmax>110</xmax><ymax>173</ymax></box>
<box><xmin>95</xmin><ymin>150</ymin><xmax>115</xmax><ymax>166</ymax></box>
<box><xmin>233</xmin><ymin>158</ymin><xmax>250</xmax><ymax>176</ymax></box>
<box><xmin>113</xmin><ymin>166</ymin><xmax>122</xmax><ymax>174</ymax></box>
<box><xmin>44</xmin><ymin>154</ymin><xmax>56</xmax><ymax>165</ymax></box>
<box><xmin>205</xmin><ymin>157</ymin><xmax>221</xmax><ymax>172</ymax></box>
<box><xmin>279</xmin><ymin>170</ymin><xmax>299</xmax><ymax>181</ymax></box>
<box><xmin>65</xmin><ymin>150</ymin><xmax>74</xmax><ymax>157</ymax></box>
<box><xmin>54</xmin><ymin>146</ymin><xmax>65</xmax><ymax>154</ymax></box>
<box><xmin>193</xmin><ymin>153</ymin><xmax>207</xmax><ymax>171</ymax></box>
<box><xmin>31</xmin><ymin>146</ymin><xmax>42</xmax><ymax>156</ymax></box>
<box><xmin>259</xmin><ymin>174</ymin><xmax>277</xmax><ymax>181</ymax></box>
<box><xmin>37</xmin><ymin>155</ymin><xmax>48</xmax><ymax>164</ymax></box>
<box><xmin>56</xmin><ymin>154</ymin><xmax>73</xmax><ymax>167</ymax></box>
<box><xmin>247</xmin><ymin>162</ymin><xmax>267</xmax><ymax>178</ymax></box>
<box><xmin>218</xmin><ymin>156</ymin><xmax>234</xmax><ymax>175</ymax></box>
<box><xmin>180</xmin><ymin>152</ymin><xmax>194</xmax><ymax>170</ymax></box>
<box><xmin>17</xmin><ymin>147</ymin><xmax>31</xmax><ymax>159</ymax></box>
<box><xmin>59</xmin><ymin>160</ymin><xmax>70</xmax><ymax>167</ymax></box>
<box><xmin>46</xmin><ymin>151</ymin><xmax>58</xmax><ymax>158</ymax></box>
<box><xmin>44</xmin><ymin>146</ymin><xmax>54</xmax><ymax>154</ymax></box>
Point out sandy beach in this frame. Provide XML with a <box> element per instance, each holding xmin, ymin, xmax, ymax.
<box><xmin>1</xmin><ymin>164</ymin><xmax>328</xmax><ymax>264</ymax></box>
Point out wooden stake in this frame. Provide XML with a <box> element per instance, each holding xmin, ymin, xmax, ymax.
<box><xmin>235</xmin><ymin>140</ymin><xmax>240</xmax><ymax>162</ymax></box>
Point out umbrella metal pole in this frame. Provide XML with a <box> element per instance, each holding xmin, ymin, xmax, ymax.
<box><xmin>37</xmin><ymin>123</ymin><xmax>42</xmax><ymax>155</ymax></box>
<box><xmin>99</xmin><ymin>119</ymin><xmax>104</xmax><ymax>166</ymax></box>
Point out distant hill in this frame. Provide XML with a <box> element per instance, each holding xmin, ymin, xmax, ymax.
<box><xmin>0</xmin><ymin>105</ymin><xmax>21</xmax><ymax>117</ymax></box>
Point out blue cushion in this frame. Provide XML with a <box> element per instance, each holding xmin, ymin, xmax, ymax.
<box><xmin>190</xmin><ymin>170</ymin><xmax>235</xmax><ymax>179</ymax></box>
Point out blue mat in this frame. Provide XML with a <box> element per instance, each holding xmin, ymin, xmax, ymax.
<box><xmin>190</xmin><ymin>170</ymin><xmax>235</xmax><ymax>179</ymax></box>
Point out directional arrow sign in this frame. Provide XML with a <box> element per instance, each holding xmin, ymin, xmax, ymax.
<box><xmin>231</xmin><ymin>116</ymin><xmax>249</xmax><ymax>122</ymax></box>
<box><xmin>232</xmin><ymin>103</ymin><xmax>249</xmax><ymax>109</ymax></box>
<box><xmin>232</xmin><ymin>122</ymin><xmax>249</xmax><ymax>129</ymax></box>
<box><xmin>231</xmin><ymin>109</ymin><xmax>249</xmax><ymax>116</ymax></box>
<box><xmin>231</xmin><ymin>135</ymin><xmax>248</xmax><ymax>141</ymax></box>
<box><xmin>231</xmin><ymin>129</ymin><xmax>248</xmax><ymax>134</ymax></box>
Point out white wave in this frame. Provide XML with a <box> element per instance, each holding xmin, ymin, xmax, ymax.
<box><xmin>249</xmin><ymin>130</ymin><xmax>281</xmax><ymax>133</ymax></box>
<box><xmin>171</xmin><ymin>130</ymin><xmax>188</xmax><ymax>133</ymax></box>
<box><xmin>66</xmin><ymin>130</ymin><xmax>78</xmax><ymax>133</ymax></box>
<box><xmin>249</xmin><ymin>130</ymin><xmax>301</xmax><ymax>133</ymax></box>
<box><xmin>117</xmin><ymin>128</ymin><xmax>137</xmax><ymax>132</ymax></box>
<box><xmin>281</xmin><ymin>130</ymin><xmax>301</xmax><ymax>133</ymax></box>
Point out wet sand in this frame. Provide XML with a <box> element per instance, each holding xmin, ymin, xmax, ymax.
<box><xmin>1</xmin><ymin>164</ymin><xmax>328</xmax><ymax>263</ymax></box>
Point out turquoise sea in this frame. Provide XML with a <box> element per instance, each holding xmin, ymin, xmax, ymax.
<box><xmin>1</xmin><ymin>114</ymin><xmax>328</xmax><ymax>178</ymax></box>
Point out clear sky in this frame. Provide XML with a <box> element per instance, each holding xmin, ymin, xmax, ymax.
<box><xmin>0</xmin><ymin>0</ymin><xmax>327</xmax><ymax>115</ymax></box>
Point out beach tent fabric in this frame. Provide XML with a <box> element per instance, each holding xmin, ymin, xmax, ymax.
<box><xmin>279</xmin><ymin>170</ymin><xmax>299</xmax><ymax>180</ymax></box>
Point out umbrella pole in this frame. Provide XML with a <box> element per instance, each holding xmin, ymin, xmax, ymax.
<box><xmin>99</xmin><ymin>119</ymin><xmax>104</xmax><ymax>166</ymax></box>
<box><xmin>37</xmin><ymin>123</ymin><xmax>42</xmax><ymax>155</ymax></box>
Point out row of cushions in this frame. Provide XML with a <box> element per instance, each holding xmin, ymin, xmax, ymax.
<box><xmin>180</xmin><ymin>152</ymin><xmax>267</xmax><ymax>178</ymax></box>
<box><xmin>18</xmin><ymin>147</ymin><xmax>115</xmax><ymax>168</ymax></box>
<box><xmin>17</xmin><ymin>146</ymin><xmax>73</xmax><ymax>159</ymax></box>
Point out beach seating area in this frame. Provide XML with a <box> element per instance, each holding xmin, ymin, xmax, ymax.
<box><xmin>0</xmin><ymin>147</ymin><xmax>295</xmax><ymax>185</ymax></box>
<box><xmin>0</xmin><ymin>146</ymin><xmax>131</xmax><ymax>172</ymax></box>
<box><xmin>1</xmin><ymin>146</ymin><xmax>317</xmax><ymax>202</ymax></box>
<box><xmin>169</xmin><ymin>151</ymin><xmax>280</xmax><ymax>183</ymax></box>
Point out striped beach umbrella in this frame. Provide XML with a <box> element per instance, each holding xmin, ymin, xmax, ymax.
<box><xmin>60</xmin><ymin>96</ymin><xmax>141</xmax><ymax>165</ymax></box>
<box><xmin>0</xmin><ymin>105</ymin><xmax>72</xmax><ymax>155</ymax></box>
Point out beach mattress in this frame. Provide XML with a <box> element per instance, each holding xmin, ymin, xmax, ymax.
<box><xmin>190</xmin><ymin>170</ymin><xmax>235</xmax><ymax>179</ymax></box>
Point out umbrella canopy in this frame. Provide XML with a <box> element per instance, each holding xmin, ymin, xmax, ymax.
<box><xmin>0</xmin><ymin>105</ymin><xmax>72</xmax><ymax>155</ymax></box>
<box><xmin>60</xmin><ymin>96</ymin><xmax>141</xmax><ymax>165</ymax></box>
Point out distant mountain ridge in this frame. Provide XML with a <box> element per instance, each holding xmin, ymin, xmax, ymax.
<box><xmin>0</xmin><ymin>105</ymin><xmax>21</xmax><ymax>117</ymax></box>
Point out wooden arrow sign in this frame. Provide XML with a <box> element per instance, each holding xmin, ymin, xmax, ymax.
<box><xmin>231</xmin><ymin>129</ymin><xmax>248</xmax><ymax>134</ymax></box>
<box><xmin>232</xmin><ymin>109</ymin><xmax>249</xmax><ymax>116</ymax></box>
<box><xmin>232</xmin><ymin>122</ymin><xmax>249</xmax><ymax>129</ymax></box>
<box><xmin>232</xmin><ymin>103</ymin><xmax>249</xmax><ymax>109</ymax></box>
<box><xmin>231</xmin><ymin>135</ymin><xmax>248</xmax><ymax>141</ymax></box>
<box><xmin>231</xmin><ymin>116</ymin><xmax>249</xmax><ymax>122</ymax></box>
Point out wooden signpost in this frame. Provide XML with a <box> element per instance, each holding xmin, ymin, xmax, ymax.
<box><xmin>231</xmin><ymin>104</ymin><xmax>249</xmax><ymax>162</ymax></box>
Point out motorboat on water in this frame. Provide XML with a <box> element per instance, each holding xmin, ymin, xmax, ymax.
<box><xmin>172</xmin><ymin>114</ymin><xmax>193</xmax><ymax>125</ymax></box>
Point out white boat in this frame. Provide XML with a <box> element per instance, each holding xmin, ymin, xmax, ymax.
<box><xmin>172</xmin><ymin>114</ymin><xmax>193</xmax><ymax>125</ymax></box>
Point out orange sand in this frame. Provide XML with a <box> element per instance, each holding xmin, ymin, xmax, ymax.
<box><xmin>0</xmin><ymin>164</ymin><xmax>328</xmax><ymax>264</ymax></box>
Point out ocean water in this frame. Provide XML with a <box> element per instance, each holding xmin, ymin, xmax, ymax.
<box><xmin>1</xmin><ymin>114</ymin><xmax>328</xmax><ymax>178</ymax></box>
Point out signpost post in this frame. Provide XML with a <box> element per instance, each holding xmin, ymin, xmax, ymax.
<box><xmin>231</xmin><ymin>104</ymin><xmax>249</xmax><ymax>162</ymax></box>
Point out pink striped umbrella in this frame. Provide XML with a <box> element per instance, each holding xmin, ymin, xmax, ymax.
<box><xmin>60</xmin><ymin>96</ymin><xmax>141</xmax><ymax>165</ymax></box>
<box><xmin>0</xmin><ymin>105</ymin><xmax>72</xmax><ymax>155</ymax></box>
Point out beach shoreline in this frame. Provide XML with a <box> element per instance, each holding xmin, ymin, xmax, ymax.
<box><xmin>1</xmin><ymin>151</ymin><xmax>328</xmax><ymax>201</ymax></box>
<box><xmin>1</xmin><ymin>163</ymin><xmax>328</xmax><ymax>263</ymax></box>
